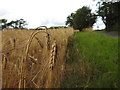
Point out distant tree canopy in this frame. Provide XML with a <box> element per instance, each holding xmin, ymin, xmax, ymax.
<box><xmin>49</xmin><ymin>26</ymin><xmax>67</xmax><ymax>29</ymax></box>
<box><xmin>0</xmin><ymin>19</ymin><xmax>7</xmax><ymax>29</ymax></box>
<box><xmin>97</xmin><ymin>1</ymin><xmax>120</xmax><ymax>31</ymax></box>
<box><xmin>0</xmin><ymin>18</ymin><xmax>27</xmax><ymax>30</ymax></box>
<box><xmin>66</xmin><ymin>6</ymin><xmax>97</xmax><ymax>31</ymax></box>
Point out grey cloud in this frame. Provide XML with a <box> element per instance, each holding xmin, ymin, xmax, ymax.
<box><xmin>41</xmin><ymin>20</ymin><xmax>50</xmax><ymax>25</ymax></box>
<box><xmin>53</xmin><ymin>21</ymin><xmax>65</xmax><ymax>26</ymax></box>
<box><xmin>41</xmin><ymin>19</ymin><xmax>65</xmax><ymax>26</ymax></box>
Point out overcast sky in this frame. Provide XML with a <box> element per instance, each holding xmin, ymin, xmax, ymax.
<box><xmin>0</xmin><ymin>0</ymin><xmax>105</xmax><ymax>29</ymax></box>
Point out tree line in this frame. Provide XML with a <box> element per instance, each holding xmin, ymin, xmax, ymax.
<box><xmin>66</xmin><ymin>1</ymin><xmax>120</xmax><ymax>31</ymax></box>
<box><xmin>0</xmin><ymin>1</ymin><xmax>119</xmax><ymax>31</ymax></box>
<box><xmin>0</xmin><ymin>19</ymin><xmax>27</xmax><ymax>30</ymax></box>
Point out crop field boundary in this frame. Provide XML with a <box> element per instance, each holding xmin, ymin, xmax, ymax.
<box><xmin>1</xmin><ymin>27</ymin><xmax>74</xmax><ymax>88</ymax></box>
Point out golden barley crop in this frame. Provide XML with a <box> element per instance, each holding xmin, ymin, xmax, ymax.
<box><xmin>1</xmin><ymin>27</ymin><xmax>74</xmax><ymax>88</ymax></box>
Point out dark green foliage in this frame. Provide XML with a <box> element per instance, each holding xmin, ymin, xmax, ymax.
<box><xmin>66</xmin><ymin>13</ymin><xmax>74</xmax><ymax>27</ymax></box>
<box><xmin>49</xmin><ymin>26</ymin><xmax>67</xmax><ymax>29</ymax></box>
<box><xmin>9</xmin><ymin>19</ymin><xmax>28</xmax><ymax>29</ymax></box>
<box><xmin>0</xmin><ymin>19</ymin><xmax>7</xmax><ymax>29</ymax></box>
<box><xmin>0</xmin><ymin>18</ymin><xmax>27</xmax><ymax>30</ymax></box>
<box><xmin>66</xmin><ymin>6</ymin><xmax>97</xmax><ymax>31</ymax></box>
<box><xmin>97</xmin><ymin>1</ymin><xmax>120</xmax><ymax>31</ymax></box>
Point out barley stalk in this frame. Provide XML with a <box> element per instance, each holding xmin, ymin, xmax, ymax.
<box><xmin>2</xmin><ymin>53</ymin><xmax>8</xmax><ymax>69</ymax></box>
<box><xmin>35</xmin><ymin>37</ymin><xmax>43</xmax><ymax>48</ymax></box>
<box><xmin>23</xmin><ymin>26</ymin><xmax>50</xmax><ymax>88</ymax></box>
<box><xmin>20</xmin><ymin>30</ymin><xmax>47</xmax><ymax>88</ymax></box>
<box><xmin>28</xmin><ymin>54</ymin><xmax>37</xmax><ymax>64</ymax></box>
<box><xmin>9</xmin><ymin>38</ymin><xmax>16</xmax><ymax>49</ymax></box>
<box><xmin>49</xmin><ymin>40</ymin><xmax>57</xmax><ymax>70</ymax></box>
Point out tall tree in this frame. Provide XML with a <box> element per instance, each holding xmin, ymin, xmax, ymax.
<box><xmin>66</xmin><ymin>13</ymin><xmax>74</xmax><ymax>27</ymax></box>
<box><xmin>66</xmin><ymin>6</ymin><xmax>97</xmax><ymax>31</ymax></box>
<box><xmin>0</xmin><ymin>19</ymin><xmax>7</xmax><ymax>29</ymax></box>
<box><xmin>97</xmin><ymin>1</ymin><xmax>120</xmax><ymax>30</ymax></box>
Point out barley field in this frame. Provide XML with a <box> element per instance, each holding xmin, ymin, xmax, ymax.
<box><xmin>1</xmin><ymin>28</ymin><xmax>74</xmax><ymax>88</ymax></box>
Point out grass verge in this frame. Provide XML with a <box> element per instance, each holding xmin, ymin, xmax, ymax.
<box><xmin>61</xmin><ymin>32</ymin><xmax>118</xmax><ymax>88</ymax></box>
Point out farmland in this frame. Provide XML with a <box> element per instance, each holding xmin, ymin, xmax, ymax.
<box><xmin>1</xmin><ymin>28</ymin><xmax>74</xmax><ymax>88</ymax></box>
<box><xmin>0</xmin><ymin>0</ymin><xmax>119</xmax><ymax>88</ymax></box>
<box><xmin>0</xmin><ymin>28</ymin><xmax>119</xmax><ymax>88</ymax></box>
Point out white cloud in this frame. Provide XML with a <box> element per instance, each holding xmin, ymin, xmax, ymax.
<box><xmin>0</xmin><ymin>0</ymin><xmax>101</xmax><ymax>28</ymax></box>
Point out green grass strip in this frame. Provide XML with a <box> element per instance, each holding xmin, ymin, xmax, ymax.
<box><xmin>62</xmin><ymin>32</ymin><xmax>118</xmax><ymax>88</ymax></box>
